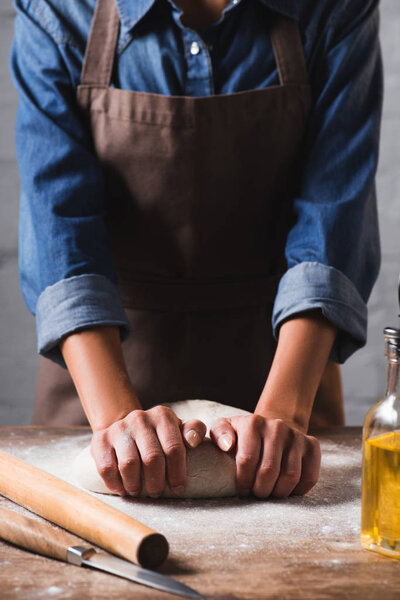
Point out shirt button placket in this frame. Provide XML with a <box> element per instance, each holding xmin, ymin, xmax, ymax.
<box><xmin>184</xmin><ymin>32</ymin><xmax>213</xmax><ymax>96</ymax></box>
<box><xmin>190</xmin><ymin>41</ymin><xmax>201</xmax><ymax>56</ymax></box>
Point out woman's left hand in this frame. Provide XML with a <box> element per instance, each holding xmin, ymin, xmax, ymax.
<box><xmin>210</xmin><ymin>414</ymin><xmax>321</xmax><ymax>498</ymax></box>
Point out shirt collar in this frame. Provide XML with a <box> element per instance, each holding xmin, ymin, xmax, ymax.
<box><xmin>116</xmin><ymin>0</ymin><xmax>299</xmax><ymax>31</ymax></box>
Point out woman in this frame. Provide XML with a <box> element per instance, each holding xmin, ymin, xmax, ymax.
<box><xmin>11</xmin><ymin>0</ymin><xmax>382</xmax><ymax>498</ymax></box>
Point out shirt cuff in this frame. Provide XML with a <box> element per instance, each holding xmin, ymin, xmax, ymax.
<box><xmin>272</xmin><ymin>262</ymin><xmax>367</xmax><ymax>364</ymax></box>
<box><xmin>36</xmin><ymin>274</ymin><xmax>131</xmax><ymax>367</ymax></box>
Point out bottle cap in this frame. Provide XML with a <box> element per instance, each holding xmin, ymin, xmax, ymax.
<box><xmin>384</xmin><ymin>327</ymin><xmax>400</xmax><ymax>352</ymax></box>
<box><xmin>384</xmin><ymin>327</ymin><xmax>400</xmax><ymax>338</ymax></box>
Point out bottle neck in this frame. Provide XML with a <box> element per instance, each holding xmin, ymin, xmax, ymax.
<box><xmin>384</xmin><ymin>344</ymin><xmax>400</xmax><ymax>399</ymax></box>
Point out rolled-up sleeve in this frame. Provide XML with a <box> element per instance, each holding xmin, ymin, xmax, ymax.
<box><xmin>10</xmin><ymin>6</ymin><xmax>130</xmax><ymax>366</ymax></box>
<box><xmin>272</xmin><ymin>0</ymin><xmax>383</xmax><ymax>363</ymax></box>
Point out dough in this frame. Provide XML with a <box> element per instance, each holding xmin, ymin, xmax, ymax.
<box><xmin>73</xmin><ymin>400</ymin><xmax>251</xmax><ymax>498</ymax></box>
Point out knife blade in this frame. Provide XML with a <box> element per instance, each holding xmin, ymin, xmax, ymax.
<box><xmin>67</xmin><ymin>545</ymin><xmax>204</xmax><ymax>599</ymax></box>
<box><xmin>0</xmin><ymin>506</ymin><xmax>203</xmax><ymax>599</ymax></box>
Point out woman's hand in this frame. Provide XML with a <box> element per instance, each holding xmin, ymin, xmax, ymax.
<box><xmin>210</xmin><ymin>414</ymin><xmax>320</xmax><ymax>498</ymax></box>
<box><xmin>90</xmin><ymin>405</ymin><xmax>207</xmax><ymax>497</ymax></box>
<box><xmin>210</xmin><ymin>311</ymin><xmax>336</xmax><ymax>498</ymax></box>
<box><xmin>59</xmin><ymin>326</ymin><xmax>207</xmax><ymax>497</ymax></box>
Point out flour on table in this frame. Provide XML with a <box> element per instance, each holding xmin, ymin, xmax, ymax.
<box><xmin>1</xmin><ymin>425</ymin><xmax>363</xmax><ymax>571</ymax></box>
<box><xmin>72</xmin><ymin>400</ymin><xmax>250</xmax><ymax>498</ymax></box>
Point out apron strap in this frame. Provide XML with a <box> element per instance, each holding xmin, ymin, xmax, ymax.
<box><xmin>270</xmin><ymin>15</ymin><xmax>309</xmax><ymax>86</ymax></box>
<box><xmin>81</xmin><ymin>0</ymin><xmax>120</xmax><ymax>86</ymax></box>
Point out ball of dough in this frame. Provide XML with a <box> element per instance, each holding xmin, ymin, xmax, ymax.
<box><xmin>73</xmin><ymin>399</ymin><xmax>251</xmax><ymax>499</ymax></box>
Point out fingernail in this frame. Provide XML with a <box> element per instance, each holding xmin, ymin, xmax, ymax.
<box><xmin>219</xmin><ymin>434</ymin><xmax>232</xmax><ymax>452</ymax></box>
<box><xmin>171</xmin><ymin>485</ymin><xmax>185</xmax><ymax>496</ymax></box>
<box><xmin>185</xmin><ymin>429</ymin><xmax>200</xmax><ymax>448</ymax></box>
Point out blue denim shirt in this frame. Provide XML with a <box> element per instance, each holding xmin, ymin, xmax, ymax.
<box><xmin>10</xmin><ymin>0</ymin><xmax>383</xmax><ymax>366</ymax></box>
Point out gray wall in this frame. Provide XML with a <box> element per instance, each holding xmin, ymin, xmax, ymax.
<box><xmin>0</xmin><ymin>1</ymin><xmax>399</xmax><ymax>426</ymax></box>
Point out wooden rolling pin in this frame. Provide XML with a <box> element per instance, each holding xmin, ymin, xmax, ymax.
<box><xmin>0</xmin><ymin>450</ymin><xmax>168</xmax><ymax>568</ymax></box>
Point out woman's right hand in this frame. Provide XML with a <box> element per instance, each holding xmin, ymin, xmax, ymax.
<box><xmin>59</xmin><ymin>326</ymin><xmax>207</xmax><ymax>498</ymax></box>
<box><xmin>90</xmin><ymin>405</ymin><xmax>207</xmax><ymax>497</ymax></box>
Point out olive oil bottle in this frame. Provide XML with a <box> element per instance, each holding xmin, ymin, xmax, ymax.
<box><xmin>361</xmin><ymin>327</ymin><xmax>400</xmax><ymax>558</ymax></box>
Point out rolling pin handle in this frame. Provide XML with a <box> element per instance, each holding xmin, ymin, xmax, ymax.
<box><xmin>67</xmin><ymin>545</ymin><xmax>96</xmax><ymax>566</ymax></box>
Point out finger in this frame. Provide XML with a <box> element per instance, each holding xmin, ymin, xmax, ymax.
<box><xmin>91</xmin><ymin>433</ymin><xmax>125</xmax><ymax>496</ymax></box>
<box><xmin>181</xmin><ymin>419</ymin><xmax>207</xmax><ymax>448</ymax></box>
<box><xmin>153</xmin><ymin>408</ymin><xmax>187</xmax><ymax>496</ymax></box>
<box><xmin>210</xmin><ymin>417</ymin><xmax>236</xmax><ymax>452</ymax></box>
<box><xmin>234</xmin><ymin>415</ymin><xmax>264</xmax><ymax>495</ymax></box>
<box><xmin>131</xmin><ymin>412</ymin><xmax>166</xmax><ymax>498</ymax></box>
<box><xmin>113</xmin><ymin>433</ymin><xmax>141</xmax><ymax>497</ymax></box>
<box><xmin>272</xmin><ymin>433</ymin><xmax>303</xmax><ymax>498</ymax></box>
<box><xmin>292</xmin><ymin>435</ymin><xmax>321</xmax><ymax>496</ymax></box>
<box><xmin>252</xmin><ymin>420</ymin><xmax>286</xmax><ymax>498</ymax></box>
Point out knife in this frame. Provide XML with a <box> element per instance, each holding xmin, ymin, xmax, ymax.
<box><xmin>0</xmin><ymin>506</ymin><xmax>203</xmax><ymax>599</ymax></box>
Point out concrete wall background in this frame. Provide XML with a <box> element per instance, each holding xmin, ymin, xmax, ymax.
<box><xmin>0</xmin><ymin>1</ymin><xmax>399</xmax><ymax>426</ymax></box>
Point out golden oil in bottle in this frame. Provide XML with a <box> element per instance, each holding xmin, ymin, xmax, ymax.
<box><xmin>361</xmin><ymin>431</ymin><xmax>400</xmax><ymax>557</ymax></box>
<box><xmin>361</xmin><ymin>327</ymin><xmax>400</xmax><ymax>559</ymax></box>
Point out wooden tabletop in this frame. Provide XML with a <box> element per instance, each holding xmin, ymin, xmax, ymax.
<box><xmin>0</xmin><ymin>426</ymin><xmax>399</xmax><ymax>600</ymax></box>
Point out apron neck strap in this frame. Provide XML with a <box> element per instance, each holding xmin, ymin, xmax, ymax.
<box><xmin>269</xmin><ymin>15</ymin><xmax>308</xmax><ymax>86</ymax></box>
<box><xmin>81</xmin><ymin>2</ymin><xmax>308</xmax><ymax>88</ymax></box>
<box><xmin>81</xmin><ymin>0</ymin><xmax>120</xmax><ymax>86</ymax></box>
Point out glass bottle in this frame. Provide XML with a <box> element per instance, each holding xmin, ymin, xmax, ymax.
<box><xmin>361</xmin><ymin>327</ymin><xmax>400</xmax><ymax>558</ymax></box>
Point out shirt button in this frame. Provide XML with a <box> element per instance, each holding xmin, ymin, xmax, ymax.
<box><xmin>190</xmin><ymin>41</ymin><xmax>201</xmax><ymax>55</ymax></box>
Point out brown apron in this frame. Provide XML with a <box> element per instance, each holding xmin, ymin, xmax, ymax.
<box><xmin>33</xmin><ymin>0</ymin><xmax>344</xmax><ymax>430</ymax></box>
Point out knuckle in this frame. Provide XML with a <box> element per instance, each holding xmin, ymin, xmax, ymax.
<box><xmin>152</xmin><ymin>405</ymin><xmax>175</xmax><ymax>422</ymax></box>
<box><xmin>114</xmin><ymin>419</ymin><xmax>127</xmax><ymax>432</ymax></box>
<box><xmin>119</xmin><ymin>456</ymin><xmax>139</xmax><ymax>471</ymax></box>
<box><xmin>97</xmin><ymin>462</ymin><xmax>116</xmax><ymax>479</ymax></box>
<box><xmin>271</xmin><ymin>418</ymin><xmax>285</xmax><ymax>430</ymax></box>
<box><xmin>129</xmin><ymin>410</ymin><xmax>147</xmax><ymax>426</ymax></box>
<box><xmin>270</xmin><ymin>419</ymin><xmax>292</xmax><ymax>440</ymax></box>
<box><xmin>164</xmin><ymin>441</ymin><xmax>184</xmax><ymax>459</ymax></box>
<box><xmin>292</xmin><ymin>430</ymin><xmax>303</xmax><ymax>445</ymax></box>
<box><xmin>257</xmin><ymin>462</ymin><xmax>278</xmax><ymax>478</ymax></box>
<box><xmin>151</xmin><ymin>405</ymin><xmax>168</xmax><ymax>416</ymax></box>
<box><xmin>236</xmin><ymin>453</ymin><xmax>257</xmax><ymax>468</ymax></box>
<box><xmin>308</xmin><ymin>435</ymin><xmax>321</xmax><ymax>452</ymax></box>
<box><xmin>142</xmin><ymin>450</ymin><xmax>163</xmax><ymax>468</ymax></box>
<box><xmin>248</xmin><ymin>414</ymin><xmax>264</xmax><ymax>431</ymax></box>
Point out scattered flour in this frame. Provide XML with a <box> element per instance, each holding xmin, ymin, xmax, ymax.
<box><xmin>46</xmin><ymin>587</ymin><xmax>64</xmax><ymax>596</ymax></box>
<box><xmin>1</xmin><ymin>431</ymin><xmax>363</xmax><ymax>569</ymax></box>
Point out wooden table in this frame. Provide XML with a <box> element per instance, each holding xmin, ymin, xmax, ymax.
<box><xmin>0</xmin><ymin>427</ymin><xmax>398</xmax><ymax>599</ymax></box>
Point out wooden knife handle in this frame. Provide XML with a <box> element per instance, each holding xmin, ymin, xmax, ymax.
<box><xmin>0</xmin><ymin>506</ymin><xmax>81</xmax><ymax>561</ymax></box>
<box><xmin>0</xmin><ymin>450</ymin><xmax>168</xmax><ymax>568</ymax></box>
